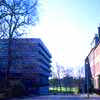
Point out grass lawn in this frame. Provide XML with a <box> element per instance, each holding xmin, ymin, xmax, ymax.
<box><xmin>49</xmin><ymin>87</ymin><xmax>79</xmax><ymax>94</ymax></box>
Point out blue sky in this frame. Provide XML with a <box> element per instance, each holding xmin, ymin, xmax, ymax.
<box><xmin>28</xmin><ymin>0</ymin><xmax>100</xmax><ymax>74</ymax></box>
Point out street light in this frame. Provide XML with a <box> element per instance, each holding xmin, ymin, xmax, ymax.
<box><xmin>86</xmin><ymin>61</ymin><xmax>90</xmax><ymax>98</ymax></box>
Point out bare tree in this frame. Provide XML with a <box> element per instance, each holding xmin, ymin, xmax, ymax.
<box><xmin>0</xmin><ymin>0</ymin><xmax>38</xmax><ymax>38</ymax></box>
<box><xmin>0</xmin><ymin>0</ymin><xmax>38</xmax><ymax>86</ymax></box>
<box><xmin>77</xmin><ymin>65</ymin><xmax>85</xmax><ymax>94</ymax></box>
<box><xmin>55</xmin><ymin>63</ymin><xmax>62</xmax><ymax>92</ymax></box>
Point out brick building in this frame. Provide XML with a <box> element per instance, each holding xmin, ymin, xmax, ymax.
<box><xmin>85</xmin><ymin>27</ymin><xmax>100</xmax><ymax>93</ymax></box>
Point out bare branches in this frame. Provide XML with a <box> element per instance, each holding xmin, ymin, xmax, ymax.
<box><xmin>0</xmin><ymin>22</ymin><xmax>8</xmax><ymax>38</ymax></box>
<box><xmin>0</xmin><ymin>0</ymin><xmax>38</xmax><ymax>39</ymax></box>
<box><xmin>0</xmin><ymin>0</ymin><xmax>38</xmax><ymax>90</ymax></box>
<box><xmin>0</xmin><ymin>13</ymin><xmax>10</xmax><ymax>19</ymax></box>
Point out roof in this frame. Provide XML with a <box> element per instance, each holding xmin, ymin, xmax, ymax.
<box><xmin>0</xmin><ymin>38</ymin><xmax>52</xmax><ymax>58</ymax></box>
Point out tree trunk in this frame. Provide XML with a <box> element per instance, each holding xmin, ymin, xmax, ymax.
<box><xmin>5</xmin><ymin>38</ymin><xmax>12</xmax><ymax>87</ymax></box>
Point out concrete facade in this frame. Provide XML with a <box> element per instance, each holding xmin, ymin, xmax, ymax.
<box><xmin>0</xmin><ymin>38</ymin><xmax>52</xmax><ymax>95</ymax></box>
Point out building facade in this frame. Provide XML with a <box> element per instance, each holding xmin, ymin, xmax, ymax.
<box><xmin>85</xmin><ymin>43</ymin><xmax>100</xmax><ymax>90</ymax></box>
<box><xmin>85</xmin><ymin>27</ymin><xmax>100</xmax><ymax>93</ymax></box>
<box><xmin>0</xmin><ymin>38</ymin><xmax>52</xmax><ymax>95</ymax></box>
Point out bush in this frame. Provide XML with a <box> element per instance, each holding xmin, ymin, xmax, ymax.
<box><xmin>49</xmin><ymin>87</ymin><xmax>79</xmax><ymax>94</ymax></box>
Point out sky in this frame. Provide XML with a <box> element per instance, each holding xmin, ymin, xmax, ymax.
<box><xmin>27</xmin><ymin>0</ymin><xmax>100</xmax><ymax>75</ymax></box>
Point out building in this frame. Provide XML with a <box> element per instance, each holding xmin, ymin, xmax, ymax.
<box><xmin>85</xmin><ymin>27</ymin><xmax>100</xmax><ymax>93</ymax></box>
<box><xmin>85</xmin><ymin>54</ymin><xmax>93</xmax><ymax>93</ymax></box>
<box><xmin>0</xmin><ymin>38</ymin><xmax>52</xmax><ymax>95</ymax></box>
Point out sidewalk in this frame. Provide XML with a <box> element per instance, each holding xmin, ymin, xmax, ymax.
<box><xmin>5</xmin><ymin>94</ymin><xmax>100</xmax><ymax>100</ymax></box>
<box><xmin>80</xmin><ymin>93</ymin><xmax>100</xmax><ymax>99</ymax></box>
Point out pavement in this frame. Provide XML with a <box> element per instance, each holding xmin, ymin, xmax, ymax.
<box><xmin>6</xmin><ymin>94</ymin><xmax>100</xmax><ymax>100</ymax></box>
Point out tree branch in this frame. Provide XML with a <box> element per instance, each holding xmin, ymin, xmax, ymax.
<box><xmin>0</xmin><ymin>13</ymin><xmax>10</xmax><ymax>19</ymax></box>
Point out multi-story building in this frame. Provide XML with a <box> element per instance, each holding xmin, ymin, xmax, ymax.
<box><xmin>0</xmin><ymin>38</ymin><xmax>51</xmax><ymax>95</ymax></box>
<box><xmin>85</xmin><ymin>27</ymin><xmax>100</xmax><ymax>93</ymax></box>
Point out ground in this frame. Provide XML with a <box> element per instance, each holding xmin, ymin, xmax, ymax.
<box><xmin>9</xmin><ymin>95</ymin><xmax>100</xmax><ymax>100</ymax></box>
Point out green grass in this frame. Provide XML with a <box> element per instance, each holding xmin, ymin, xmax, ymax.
<box><xmin>49</xmin><ymin>87</ymin><xmax>79</xmax><ymax>94</ymax></box>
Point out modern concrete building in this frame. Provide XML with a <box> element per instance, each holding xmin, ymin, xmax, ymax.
<box><xmin>0</xmin><ymin>38</ymin><xmax>52</xmax><ymax>95</ymax></box>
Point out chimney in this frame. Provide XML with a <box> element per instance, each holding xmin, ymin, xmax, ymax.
<box><xmin>98</xmin><ymin>27</ymin><xmax>100</xmax><ymax>39</ymax></box>
<box><xmin>94</xmin><ymin>34</ymin><xmax>99</xmax><ymax>46</ymax></box>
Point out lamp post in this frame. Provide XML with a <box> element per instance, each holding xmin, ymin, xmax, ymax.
<box><xmin>86</xmin><ymin>61</ymin><xmax>90</xmax><ymax>98</ymax></box>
